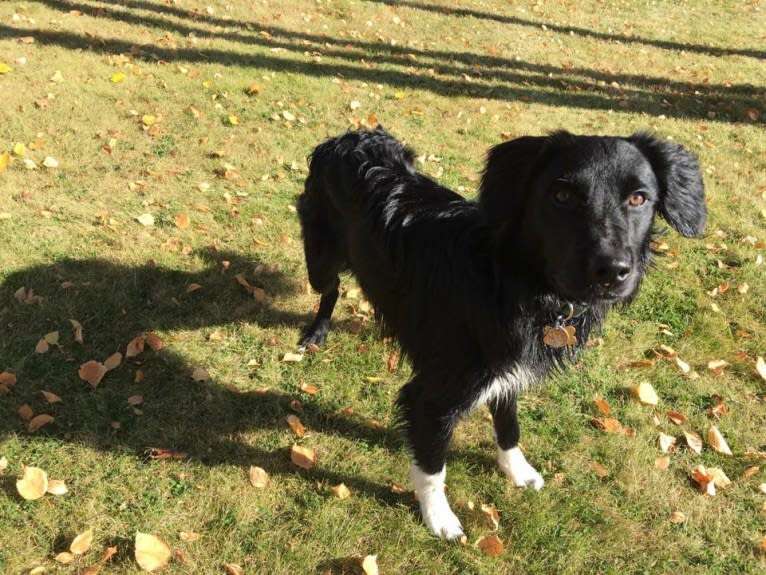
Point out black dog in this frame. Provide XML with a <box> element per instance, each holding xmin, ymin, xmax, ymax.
<box><xmin>297</xmin><ymin>127</ymin><xmax>705</xmax><ymax>539</ymax></box>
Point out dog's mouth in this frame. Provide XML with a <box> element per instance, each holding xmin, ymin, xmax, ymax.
<box><xmin>552</xmin><ymin>273</ymin><xmax>637</xmax><ymax>305</ymax></box>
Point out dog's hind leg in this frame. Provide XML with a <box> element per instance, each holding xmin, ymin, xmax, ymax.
<box><xmin>298</xmin><ymin>277</ymin><xmax>340</xmax><ymax>350</ymax></box>
<box><xmin>489</xmin><ymin>396</ymin><xmax>544</xmax><ymax>490</ymax></box>
<box><xmin>398</xmin><ymin>379</ymin><xmax>465</xmax><ymax>540</ymax></box>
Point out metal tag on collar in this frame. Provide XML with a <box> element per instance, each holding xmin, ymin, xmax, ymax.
<box><xmin>543</xmin><ymin>302</ymin><xmax>578</xmax><ymax>348</ymax></box>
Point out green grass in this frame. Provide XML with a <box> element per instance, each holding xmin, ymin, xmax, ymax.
<box><xmin>1</xmin><ymin>0</ymin><xmax>765</xmax><ymax>573</ymax></box>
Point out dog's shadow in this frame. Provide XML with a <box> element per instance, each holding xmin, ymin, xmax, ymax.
<box><xmin>0</xmin><ymin>250</ymin><xmax>408</xmax><ymax>503</ymax></box>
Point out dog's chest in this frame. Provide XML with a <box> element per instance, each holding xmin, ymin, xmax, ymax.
<box><xmin>473</xmin><ymin>364</ymin><xmax>535</xmax><ymax>409</ymax></box>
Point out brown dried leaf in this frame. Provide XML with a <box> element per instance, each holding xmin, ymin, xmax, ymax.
<box><xmin>35</xmin><ymin>338</ymin><xmax>49</xmax><ymax>354</ymax></box>
<box><xmin>666</xmin><ymin>410</ymin><xmax>687</xmax><ymax>425</ymax></box>
<box><xmin>70</xmin><ymin>319</ymin><xmax>84</xmax><ymax>343</ymax></box>
<box><xmin>669</xmin><ymin>511</ymin><xmax>686</xmax><ymax>524</ymax></box>
<box><xmin>249</xmin><ymin>466</ymin><xmax>269</xmax><ymax>488</ymax></box>
<box><xmin>104</xmin><ymin>352</ymin><xmax>123</xmax><ymax>371</ymax></box>
<box><xmin>743</xmin><ymin>466</ymin><xmax>760</xmax><ymax>478</ymax></box>
<box><xmin>655</xmin><ymin>455</ymin><xmax>671</xmax><ymax>470</ymax></box>
<box><xmin>684</xmin><ymin>430</ymin><xmax>703</xmax><ymax>454</ymax></box>
<box><xmin>179</xmin><ymin>531</ymin><xmax>201</xmax><ymax>542</ymax></box>
<box><xmin>592</xmin><ymin>417</ymin><xmax>624</xmax><ymax>434</ymax></box>
<box><xmin>56</xmin><ymin>552</ymin><xmax>76</xmax><ymax>564</ymax></box>
<box><xmin>191</xmin><ymin>367</ymin><xmax>209</xmax><ymax>382</ymax></box>
<box><xmin>17</xmin><ymin>404</ymin><xmax>34</xmax><ymax>421</ymax></box>
<box><xmin>480</xmin><ymin>503</ymin><xmax>500</xmax><ymax>529</ymax></box>
<box><xmin>224</xmin><ymin>564</ymin><xmax>245</xmax><ymax>575</ymax></box>
<box><xmin>146</xmin><ymin>333</ymin><xmax>164</xmax><ymax>351</ymax></box>
<box><xmin>286</xmin><ymin>414</ymin><xmax>305</xmax><ymax>438</ymax></box>
<box><xmin>42</xmin><ymin>390</ymin><xmax>62</xmax><ymax>403</ymax></box>
<box><xmin>135</xmin><ymin>531</ymin><xmax>171</xmax><ymax>572</ymax></box>
<box><xmin>17</xmin><ymin>466</ymin><xmax>48</xmax><ymax>500</ymax></box>
<box><xmin>590</xmin><ymin>462</ymin><xmax>609</xmax><ymax>478</ymax></box>
<box><xmin>71</xmin><ymin>528</ymin><xmax>94</xmax><ymax>555</ymax></box>
<box><xmin>0</xmin><ymin>371</ymin><xmax>17</xmax><ymax>388</ymax></box>
<box><xmin>290</xmin><ymin>444</ymin><xmax>316</xmax><ymax>469</ymax></box>
<box><xmin>79</xmin><ymin>360</ymin><xmax>107</xmax><ymax>388</ymax></box>
<box><xmin>691</xmin><ymin>465</ymin><xmax>716</xmax><ymax>495</ymax></box>
<box><xmin>126</xmin><ymin>335</ymin><xmax>146</xmax><ymax>358</ymax></box>
<box><xmin>476</xmin><ymin>534</ymin><xmax>504</xmax><ymax>557</ymax></box>
<box><xmin>707</xmin><ymin>426</ymin><xmax>733</xmax><ymax>456</ymax></box>
<box><xmin>593</xmin><ymin>397</ymin><xmax>611</xmax><ymax>416</ymax></box>
<box><xmin>27</xmin><ymin>414</ymin><xmax>54</xmax><ymax>433</ymax></box>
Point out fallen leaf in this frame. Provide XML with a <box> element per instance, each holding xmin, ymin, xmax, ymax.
<box><xmin>146</xmin><ymin>333</ymin><xmax>164</xmax><ymax>351</ymax></box>
<box><xmin>79</xmin><ymin>360</ymin><xmax>107</xmax><ymax>388</ymax></box>
<box><xmin>758</xmin><ymin>483</ymin><xmax>766</xmax><ymax>494</ymax></box>
<box><xmin>300</xmin><ymin>382</ymin><xmax>318</xmax><ymax>395</ymax></box>
<box><xmin>480</xmin><ymin>503</ymin><xmax>500</xmax><ymax>529</ymax></box>
<box><xmin>0</xmin><ymin>371</ymin><xmax>17</xmax><ymax>388</ymax></box>
<box><xmin>50</xmin><ymin>70</ymin><xmax>64</xmax><ymax>82</ymax></box>
<box><xmin>104</xmin><ymin>352</ymin><xmax>123</xmax><ymax>371</ymax></box>
<box><xmin>135</xmin><ymin>532</ymin><xmax>171</xmax><ymax>572</ymax></box>
<box><xmin>591</xmin><ymin>417</ymin><xmax>625</xmax><ymax>434</ymax></box>
<box><xmin>0</xmin><ymin>150</ymin><xmax>9</xmax><ymax>172</ymax></box>
<box><xmin>590</xmin><ymin>462</ymin><xmax>609</xmax><ymax>478</ymax></box>
<box><xmin>44</xmin><ymin>331</ymin><xmax>60</xmax><ymax>345</ymax></box>
<box><xmin>659</xmin><ymin>433</ymin><xmax>677</xmax><ymax>453</ymax></box>
<box><xmin>756</xmin><ymin>357</ymin><xmax>766</xmax><ymax>381</ymax></box>
<box><xmin>655</xmin><ymin>455</ymin><xmax>671</xmax><ymax>470</ymax></box>
<box><xmin>361</xmin><ymin>555</ymin><xmax>379</xmax><ymax>575</ymax></box>
<box><xmin>111</xmin><ymin>72</ymin><xmax>126</xmax><ymax>83</ymax></box>
<box><xmin>666</xmin><ymin>410</ymin><xmax>687</xmax><ymax>425</ymax></box>
<box><xmin>331</xmin><ymin>483</ymin><xmax>351</xmax><ymax>499</ymax></box>
<box><xmin>669</xmin><ymin>511</ymin><xmax>686</xmax><ymax>524</ymax></box>
<box><xmin>684</xmin><ymin>430</ymin><xmax>703</xmax><ymax>454</ymax></box>
<box><xmin>707</xmin><ymin>426</ymin><xmax>733</xmax><ymax>456</ymax></box>
<box><xmin>70</xmin><ymin>319</ymin><xmax>84</xmax><ymax>343</ymax></box>
<box><xmin>0</xmin><ymin>456</ymin><xmax>8</xmax><ymax>475</ymax></box>
<box><xmin>84</xmin><ymin>546</ymin><xmax>117</xmax><ymax>575</ymax></box>
<box><xmin>43</xmin><ymin>156</ymin><xmax>59</xmax><ymax>168</ymax></box>
<box><xmin>27</xmin><ymin>414</ymin><xmax>54</xmax><ymax>433</ymax></box>
<box><xmin>186</xmin><ymin>283</ymin><xmax>202</xmax><ymax>293</ymax></box>
<box><xmin>290</xmin><ymin>445</ymin><xmax>316</xmax><ymax>469</ymax></box>
<box><xmin>46</xmin><ymin>479</ymin><xmax>68</xmax><ymax>495</ymax></box>
<box><xmin>286</xmin><ymin>414</ymin><xmax>305</xmax><ymax>438</ymax></box>
<box><xmin>708</xmin><ymin>395</ymin><xmax>728</xmax><ymax>418</ymax></box>
<box><xmin>191</xmin><ymin>367</ymin><xmax>209</xmax><ymax>382</ymax></box>
<box><xmin>691</xmin><ymin>465</ymin><xmax>716</xmax><ymax>495</ymax></box>
<box><xmin>35</xmin><ymin>338</ymin><xmax>49</xmax><ymax>354</ymax></box>
<box><xmin>593</xmin><ymin>397</ymin><xmax>611</xmax><ymax>416</ymax></box>
<box><xmin>476</xmin><ymin>534</ymin><xmax>504</xmax><ymax>557</ymax></box>
<box><xmin>17</xmin><ymin>466</ymin><xmax>48</xmax><ymax>500</ymax></box>
<box><xmin>744</xmin><ymin>466</ymin><xmax>760</xmax><ymax>478</ymax></box>
<box><xmin>126</xmin><ymin>335</ymin><xmax>146</xmax><ymax>357</ymax></box>
<box><xmin>632</xmin><ymin>381</ymin><xmax>659</xmax><ymax>406</ymax></box>
<box><xmin>224</xmin><ymin>564</ymin><xmax>245</xmax><ymax>575</ymax></box>
<box><xmin>17</xmin><ymin>404</ymin><xmax>34</xmax><ymax>421</ymax></box>
<box><xmin>56</xmin><ymin>552</ymin><xmax>76</xmax><ymax>564</ymax></box>
<box><xmin>282</xmin><ymin>352</ymin><xmax>304</xmax><ymax>363</ymax></box>
<box><xmin>249</xmin><ymin>466</ymin><xmax>269</xmax><ymax>488</ymax></box>
<box><xmin>127</xmin><ymin>394</ymin><xmax>144</xmax><ymax>406</ymax></box>
<box><xmin>174</xmin><ymin>214</ymin><xmax>190</xmax><ymax>229</ymax></box>
<box><xmin>71</xmin><ymin>528</ymin><xmax>94</xmax><ymax>555</ymax></box>
<box><xmin>707</xmin><ymin>359</ymin><xmax>729</xmax><ymax>374</ymax></box>
<box><xmin>136</xmin><ymin>213</ymin><xmax>155</xmax><ymax>226</ymax></box>
<box><xmin>179</xmin><ymin>532</ymin><xmax>201</xmax><ymax>542</ymax></box>
<box><xmin>144</xmin><ymin>447</ymin><xmax>188</xmax><ymax>460</ymax></box>
<box><xmin>675</xmin><ymin>357</ymin><xmax>691</xmax><ymax>374</ymax></box>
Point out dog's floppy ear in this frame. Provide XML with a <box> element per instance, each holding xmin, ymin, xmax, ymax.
<box><xmin>478</xmin><ymin>134</ymin><xmax>557</xmax><ymax>224</ymax></box>
<box><xmin>628</xmin><ymin>133</ymin><xmax>706</xmax><ymax>237</ymax></box>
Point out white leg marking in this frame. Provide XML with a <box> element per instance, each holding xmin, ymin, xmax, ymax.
<box><xmin>411</xmin><ymin>464</ymin><xmax>464</xmax><ymax>540</ymax></box>
<box><xmin>498</xmin><ymin>446</ymin><xmax>544</xmax><ymax>490</ymax></box>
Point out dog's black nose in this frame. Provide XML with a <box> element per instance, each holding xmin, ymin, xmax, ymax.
<box><xmin>589</xmin><ymin>255</ymin><xmax>631</xmax><ymax>287</ymax></box>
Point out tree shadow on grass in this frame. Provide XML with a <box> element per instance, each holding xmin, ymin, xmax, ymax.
<box><xmin>6</xmin><ymin>0</ymin><xmax>764</xmax><ymax>124</ymax></box>
<box><xmin>0</xmin><ymin>250</ymin><xmax>408</xmax><ymax>505</ymax></box>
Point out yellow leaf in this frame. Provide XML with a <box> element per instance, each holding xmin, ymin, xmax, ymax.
<box><xmin>56</xmin><ymin>551</ymin><xmax>76</xmax><ymax>564</ymax></box>
<box><xmin>290</xmin><ymin>445</ymin><xmax>316</xmax><ymax>469</ymax></box>
<box><xmin>246</xmin><ymin>82</ymin><xmax>261</xmax><ymax>95</ymax></box>
<box><xmin>249</xmin><ymin>466</ymin><xmax>269</xmax><ymax>488</ymax></box>
<box><xmin>476</xmin><ymin>534</ymin><xmax>504</xmax><ymax>557</ymax></box>
<box><xmin>0</xmin><ymin>63</ymin><xmax>12</xmax><ymax>74</ymax></box>
<box><xmin>47</xmin><ymin>479</ymin><xmax>68</xmax><ymax>495</ymax></box>
<box><xmin>331</xmin><ymin>483</ymin><xmax>351</xmax><ymax>499</ymax></box>
<box><xmin>361</xmin><ymin>555</ymin><xmax>379</xmax><ymax>575</ymax></box>
<box><xmin>71</xmin><ymin>528</ymin><xmax>94</xmax><ymax>555</ymax></box>
<box><xmin>12</xmin><ymin>142</ymin><xmax>26</xmax><ymax>156</ymax></box>
<box><xmin>631</xmin><ymin>381</ymin><xmax>659</xmax><ymax>406</ymax></box>
<box><xmin>27</xmin><ymin>414</ymin><xmax>54</xmax><ymax>433</ymax></box>
<box><xmin>111</xmin><ymin>72</ymin><xmax>126</xmax><ymax>83</ymax></box>
<box><xmin>17</xmin><ymin>466</ymin><xmax>49</xmax><ymax>500</ymax></box>
<box><xmin>179</xmin><ymin>531</ymin><xmax>201</xmax><ymax>542</ymax></box>
<box><xmin>142</xmin><ymin>115</ymin><xmax>156</xmax><ymax>127</ymax></box>
<box><xmin>228</xmin><ymin>115</ymin><xmax>240</xmax><ymax>126</ymax></box>
<box><xmin>50</xmin><ymin>70</ymin><xmax>64</xmax><ymax>82</ymax></box>
<box><xmin>135</xmin><ymin>532</ymin><xmax>171</xmax><ymax>572</ymax></box>
<box><xmin>669</xmin><ymin>511</ymin><xmax>686</xmax><ymax>524</ymax></box>
<box><xmin>0</xmin><ymin>151</ymin><xmax>9</xmax><ymax>173</ymax></box>
<box><xmin>282</xmin><ymin>352</ymin><xmax>304</xmax><ymax>363</ymax></box>
<box><xmin>79</xmin><ymin>360</ymin><xmax>108</xmax><ymax>388</ymax></box>
<box><xmin>707</xmin><ymin>425</ymin><xmax>733</xmax><ymax>456</ymax></box>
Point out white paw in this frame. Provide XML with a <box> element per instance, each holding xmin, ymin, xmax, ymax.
<box><xmin>411</xmin><ymin>465</ymin><xmax>465</xmax><ymax>541</ymax></box>
<box><xmin>498</xmin><ymin>446</ymin><xmax>544</xmax><ymax>490</ymax></box>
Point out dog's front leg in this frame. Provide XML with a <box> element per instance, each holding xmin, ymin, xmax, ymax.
<box><xmin>398</xmin><ymin>383</ymin><xmax>464</xmax><ymax>540</ymax></box>
<box><xmin>489</xmin><ymin>396</ymin><xmax>544</xmax><ymax>490</ymax></box>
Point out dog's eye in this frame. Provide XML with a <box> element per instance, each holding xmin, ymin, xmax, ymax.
<box><xmin>552</xmin><ymin>185</ymin><xmax>575</xmax><ymax>205</ymax></box>
<box><xmin>628</xmin><ymin>191</ymin><xmax>647</xmax><ymax>207</ymax></box>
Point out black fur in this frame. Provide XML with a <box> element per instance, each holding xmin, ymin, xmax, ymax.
<box><xmin>297</xmin><ymin>126</ymin><xmax>705</xmax><ymax>535</ymax></box>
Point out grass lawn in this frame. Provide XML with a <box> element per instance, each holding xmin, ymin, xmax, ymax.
<box><xmin>1</xmin><ymin>0</ymin><xmax>765</xmax><ymax>573</ymax></box>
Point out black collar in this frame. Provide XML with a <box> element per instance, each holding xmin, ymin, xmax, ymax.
<box><xmin>554</xmin><ymin>301</ymin><xmax>590</xmax><ymax>323</ymax></box>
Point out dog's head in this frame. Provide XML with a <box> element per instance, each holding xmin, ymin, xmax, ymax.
<box><xmin>479</xmin><ymin>131</ymin><xmax>706</xmax><ymax>304</ymax></box>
